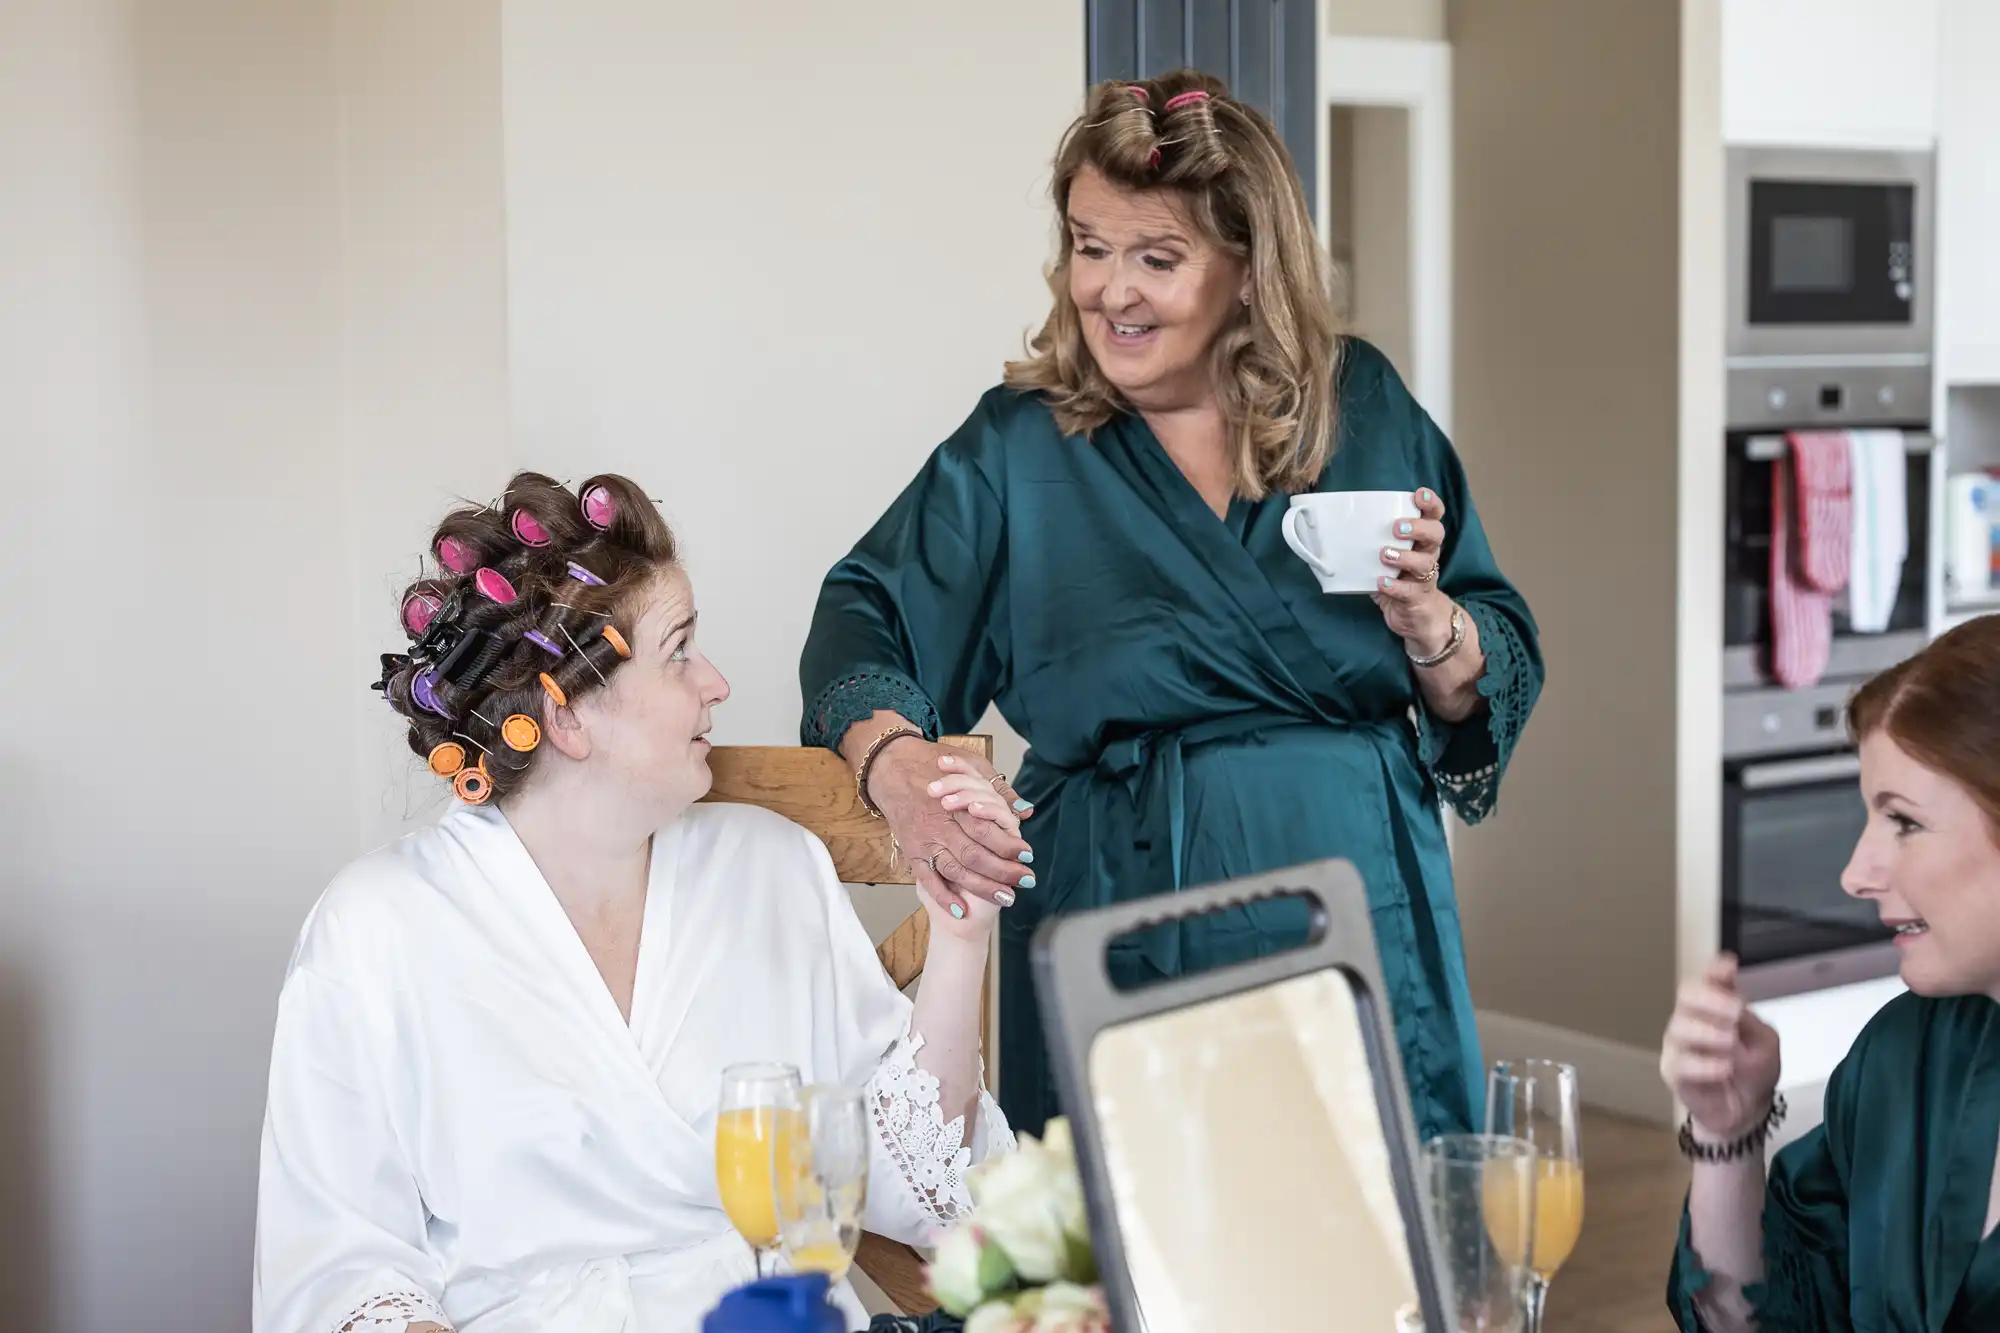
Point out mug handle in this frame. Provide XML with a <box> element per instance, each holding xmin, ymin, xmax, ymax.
<box><xmin>1281</xmin><ymin>507</ymin><xmax>1339</xmax><ymax>579</ymax></box>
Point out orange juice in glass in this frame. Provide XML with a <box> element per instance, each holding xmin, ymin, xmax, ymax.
<box><xmin>1486</xmin><ymin>1059</ymin><xmax>1584</xmax><ymax>1333</ymax></box>
<box><xmin>716</xmin><ymin>1062</ymin><xmax>801</xmax><ymax>1275</ymax></box>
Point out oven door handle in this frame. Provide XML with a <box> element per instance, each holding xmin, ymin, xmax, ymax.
<box><xmin>1739</xmin><ymin>753</ymin><xmax>1865</xmax><ymax>790</ymax></box>
<box><xmin>1744</xmin><ymin>431</ymin><xmax>1935</xmax><ymax>461</ymax></box>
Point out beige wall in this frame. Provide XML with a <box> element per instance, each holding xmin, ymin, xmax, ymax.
<box><xmin>1327</xmin><ymin>104</ymin><xmax>1417</xmax><ymax>377</ymax></box>
<box><xmin>1</xmin><ymin>2</ymin><xmax>507</xmax><ymax>1328</ymax></box>
<box><xmin>1446</xmin><ymin>0</ymin><xmax>1685</xmax><ymax>1050</ymax></box>
<box><xmin>2</xmin><ymin>2</ymin><xmax>1080</xmax><ymax>1324</ymax></box>
<box><xmin>1328</xmin><ymin>0</ymin><xmax>1446</xmax><ymax>41</ymax></box>
<box><xmin>500</xmin><ymin>0</ymin><xmax>1081</xmax><ymax>771</ymax></box>
<box><xmin>335</xmin><ymin>1</ymin><xmax>514</xmax><ymax>851</ymax></box>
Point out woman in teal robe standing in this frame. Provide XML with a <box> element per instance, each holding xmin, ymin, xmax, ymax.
<box><xmin>1660</xmin><ymin>614</ymin><xmax>2000</xmax><ymax>1331</ymax></box>
<box><xmin>798</xmin><ymin>71</ymin><xmax>1542</xmax><ymax>1141</ymax></box>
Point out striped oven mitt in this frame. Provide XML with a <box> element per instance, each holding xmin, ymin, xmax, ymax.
<box><xmin>1770</xmin><ymin>432</ymin><xmax>1854</xmax><ymax>689</ymax></box>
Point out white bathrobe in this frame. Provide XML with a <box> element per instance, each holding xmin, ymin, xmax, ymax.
<box><xmin>252</xmin><ymin>801</ymin><xmax>1011</xmax><ymax>1333</ymax></box>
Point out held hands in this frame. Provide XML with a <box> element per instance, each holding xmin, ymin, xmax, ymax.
<box><xmin>1372</xmin><ymin>487</ymin><xmax>1455</xmax><ymax>658</ymax></box>
<box><xmin>865</xmin><ymin>740</ymin><xmax>1034</xmax><ymax>938</ymax></box>
<box><xmin>1660</xmin><ymin>955</ymin><xmax>1784</xmax><ymax>1141</ymax></box>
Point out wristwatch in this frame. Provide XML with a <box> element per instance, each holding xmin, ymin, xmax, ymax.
<box><xmin>1408</xmin><ymin>604</ymin><xmax>1465</xmax><ymax>669</ymax></box>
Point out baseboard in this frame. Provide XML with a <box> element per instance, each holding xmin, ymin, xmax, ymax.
<box><xmin>1476</xmin><ymin>1010</ymin><xmax>1675</xmax><ymax>1126</ymax></box>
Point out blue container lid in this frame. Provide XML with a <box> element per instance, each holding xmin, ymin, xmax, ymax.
<box><xmin>701</xmin><ymin>1274</ymin><xmax>847</xmax><ymax>1333</ymax></box>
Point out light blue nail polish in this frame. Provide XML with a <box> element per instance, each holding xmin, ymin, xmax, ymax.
<box><xmin>1397</xmin><ymin>521</ymin><xmax>1413</xmax><ymax>536</ymax></box>
<box><xmin>1019</xmin><ymin>873</ymin><xmax>1037</xmax><ymax>889</ymax></box>
<box><xmin>1018</xmin><ymin>850</ymin><xmax>1034</xmax><ymax>864</ymax></box>
<box><xmin>1013</xmin><ymin>799</ymin><xmax>1032</xmax><ymax>812</ymax></box>
<box><xmin>1381</xmin><ymin>576</ymin><xmax>1396</xmax><ymax>590</ymax></box>
<box><xmin>949</xmin><ymin>903</ymin><xmax>965</xmax><ymax>919</ymax></box>
<box><xmin>995</xmin><ymin>890</ymin><xmax>1016</xmax><ymax>907</ymax></box>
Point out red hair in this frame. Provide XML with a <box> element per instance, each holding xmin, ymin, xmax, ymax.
<box><xmin>1848</xmin><ymin>614</ymin><xmax>2000</xmax><ymax>834</ymax></box>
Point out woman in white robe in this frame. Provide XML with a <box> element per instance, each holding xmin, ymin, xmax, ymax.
<box><xmin>252</xmin><ymin>472</ymin><xmax>1021</xmax><ymax>1333</ymax></box>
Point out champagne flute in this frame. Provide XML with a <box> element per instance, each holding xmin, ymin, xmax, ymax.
<box><xmin>1485</xmin><ymin>1060</ymin><xmax>1584</xmax><ymax>1333</ymax></box>
<box><xmin>716</xmin><ymin>1062</ymin><xmax>801</xmax><ymax>1278</ymax></box>
<box><xmin>1422</xmin><ymin>1133</ymin><xmax>1536</xmax><ymax>1332</ymax></box>
<box><xmin>773</xmin><ymin>1083</ymin><xmax>871</xmax><ymax>1282</ymax></box>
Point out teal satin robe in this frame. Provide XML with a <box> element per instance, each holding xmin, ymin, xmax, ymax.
<box><xmin>1669</xmin><ymin>994</ymin><xmax>2000</xmax><ymax>1332</ymax></box>
<box><xmin>798</xmin><ymin>338</ymin><xmax>1543</xmax><ymax>1141</ymax></box>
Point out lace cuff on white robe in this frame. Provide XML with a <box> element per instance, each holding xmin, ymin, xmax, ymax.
<box><xmin>868</xmin><ymin>1030</ymin><xmax>1016</xmax><ymax>1227</ymax></box>
<box><xmin>332</xmin><ymin>1289</ymin><xmax>453</xmax><ymax>1333</ymax></box>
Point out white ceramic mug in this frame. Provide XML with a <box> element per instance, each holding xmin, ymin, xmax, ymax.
<box><xmin>1281</xmin><ymin>490</ymin><xmax>1421</xmax><ymax>593</ymax></box>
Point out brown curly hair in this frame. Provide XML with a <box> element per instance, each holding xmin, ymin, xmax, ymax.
<box><xmin>373</xmin><ymin>471</ymin><xmax>679</xmax><ymax>804</ymax></box>
<box><xmin>1003</xmin><ymin>69</ymin><xmax>1341</xmax><ymax>499</ymax></box>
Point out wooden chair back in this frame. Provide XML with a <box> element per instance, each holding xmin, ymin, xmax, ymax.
<box><xmin>699</xmin><ymin>734</ymin><xmax>995</xmax><ymax>1315</ymax></box>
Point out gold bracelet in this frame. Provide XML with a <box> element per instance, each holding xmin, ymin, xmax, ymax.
<box><xmin>855</xmin><ymin>724</ymin><xmax>921</xmax><ymax>818</ymax></box>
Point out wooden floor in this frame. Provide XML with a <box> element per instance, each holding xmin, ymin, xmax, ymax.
<box><xmin>1540</xmin><ymin>1110</ymin><xmax>1692</xmax><ymax>1333</ymax></box>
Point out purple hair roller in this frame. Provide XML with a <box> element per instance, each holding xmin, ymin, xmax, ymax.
<box><xmin>411</xmin><ymin>667</ymin><xmax>451</xmax><ymax>718</ymax></box>
<box><xmin>566</xmin><ymin>560</ymin><xmax>606</xmax><ymax>587</ymax></box>
<box><xmin>524</xmin><ymin>629</ymin><xmax>564</xmax><ymax>657</ymax></box>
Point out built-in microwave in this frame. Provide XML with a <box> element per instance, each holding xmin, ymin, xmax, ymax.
<box><xmin>1727</xmin><ymin>146</ymin><xmax>1933</xmax><ymax>430</ymax></box>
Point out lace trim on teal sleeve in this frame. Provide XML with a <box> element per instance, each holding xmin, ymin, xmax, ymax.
<box><xmin>1415</xmin><ymin>598</ymin><xmax>1535</xmax><ymax>825</ymax></box>
<box><xmin>803</xmin><ymin>670</ymin><xmax>941</xmax><ymax>752</ymax></box>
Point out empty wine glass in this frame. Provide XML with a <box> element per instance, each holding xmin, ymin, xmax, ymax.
<box><xmin>1422</xmin><ymin>1133</ymin><xmax>1536</xmax><ymax>1333</ymax></box>
<box><xmin>773</xmin><ymin>1083</ymin><xmax>871</xmax><ymax>1282</ymax></box>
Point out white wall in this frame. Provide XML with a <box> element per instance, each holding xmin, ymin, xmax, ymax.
<box><xmin>501</xmin><ymin>0</ymin><xmax>1085</xmax><ymax>772</ymax></box>
<box><xmin>1</xmin><ymin>2</ymin><xmax>507</xmax><ymax>1328</ymax></box>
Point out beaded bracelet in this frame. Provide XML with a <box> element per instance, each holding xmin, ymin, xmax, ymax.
<box><xmin>1677</xmin><ymin>1093</ymin><xmax>1788</xmax><ymax>1163</ymax></box>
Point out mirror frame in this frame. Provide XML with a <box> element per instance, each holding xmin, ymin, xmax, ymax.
<box><xmin>1028</xmin><ymin>857</ymin><xmax>1451</xmax><ymax>1333</ymax></box>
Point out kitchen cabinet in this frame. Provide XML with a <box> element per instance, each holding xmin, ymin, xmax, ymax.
<box><xmin>1937</xmin><ymin>0</ymin><xmax>2000</xmax><ymax>386</ymax></box>
<box><xmin>1722</xmin><ymin>0</ymin><xmax>1940</xmax><ymax>150</ymax></box>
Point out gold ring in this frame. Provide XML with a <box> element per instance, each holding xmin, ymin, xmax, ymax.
<box><xmin>989</xmin><ymin>772</ymin><xmax>1009</xmax><ymax>790</ymax></box>
<box><xmin>1415</xmin><ymin>564</ymin><xmax>1439</xmax><ymax>583</ymax></box>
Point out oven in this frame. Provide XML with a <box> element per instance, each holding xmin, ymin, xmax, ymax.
<box><xmin>1723</xmin><ymin>742</ymin><xmax>1894</xmax><ymax>1001</ymax></box>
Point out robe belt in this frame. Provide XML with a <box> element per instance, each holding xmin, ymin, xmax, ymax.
<box><xmin>502</xmin><ymin>1228</ymin><xmax>748</xmax><ymax>1333</ymax></box>
<box><xmin>1090</xmin><ymin>709</ymin><xmax>1409</xmax><ymax>892</ymax></box>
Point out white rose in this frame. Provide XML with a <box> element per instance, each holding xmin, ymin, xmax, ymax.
<box><xmin>1039</xmin><ymin>1117</ymin><xmax>1076</xmax><ymax>1167</ymax></box>
<box><xmin>1020</xmin><ymin>1282</ymin><xmax>1110</xmax><ymax>1333</ymax></box>
<box><xmin>928</xmin><ymin>1224</ymin><xmax>1015</xmax><ymax>1318</ymax></box>
<box><xmin>968</xmin><ymin>1141</ymin><xmax>1071</xmax><ymax>1283</ymax></box>
<box><xmin>1035</xmin><ymin>1119</ymin><xmax>1090</xmax><ymax>1245</ymax></box>
<box><xmin>963</xmin><ymin>1299</ymin><xmax>1033</xmax><ymax>1333</ymax></box>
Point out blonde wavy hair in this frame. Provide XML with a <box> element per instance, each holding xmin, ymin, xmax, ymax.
<box><xmin>1005</xmin><ymin>69</ymin><xmax>1342</xmax><ymax>499</ymax></box>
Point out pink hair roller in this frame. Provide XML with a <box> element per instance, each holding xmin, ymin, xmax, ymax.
<box><xmin>474</xmin><ymin>567</ymin><xmax>517</xmax><ymax>604</ymax></box>
<box><xmin>1164</xmin><ymin>90</ymin><xmax>1211</xmax><ymax>111</ymax></box>
<box><xmin>510</xmin><ymin>509</ymin><xmax>552</xmax><ymax>547</ymax></box>
<box><xmin>401</xmin><ymin>590</ymin><xmax>443</xmax><ymax>637</ymax></box>
<box><xmin>581</xmin><ymin>485</ymin><xmax>616</xmax><ymax>531</ymax></box>
<box><xmin>436</xmin><ymin>534</ymin><xmax>478</xmax><ymax>574</ymax></box>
